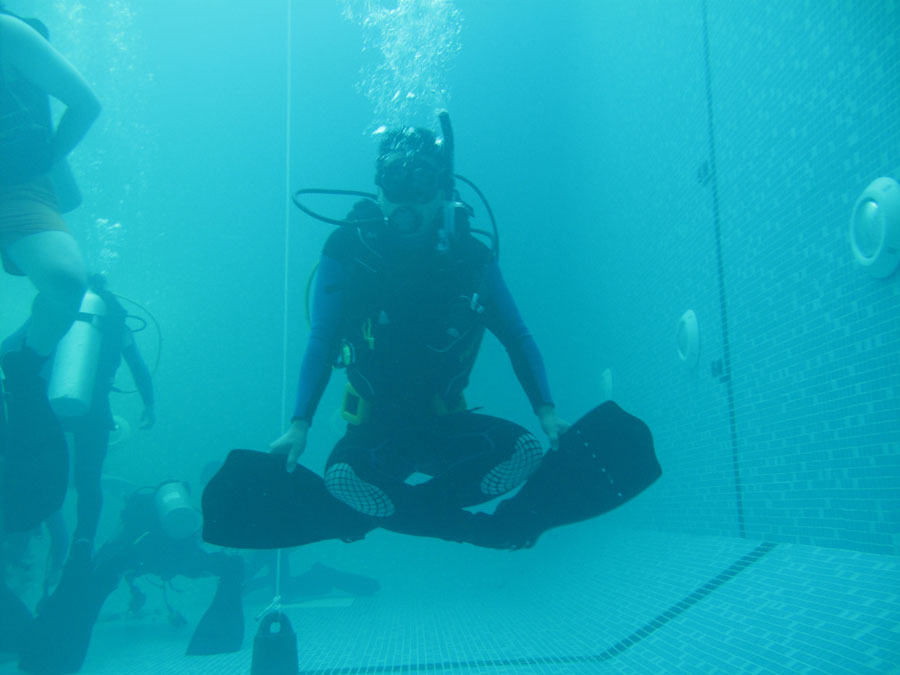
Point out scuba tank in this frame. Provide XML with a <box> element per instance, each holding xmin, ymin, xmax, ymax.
<box><xmin>47</xmin><ymin>290</ymin><xmax>106</xmax><ymax>417</ymax></box>
<box><xmin>154</xmin><ymin>480</ymin><xmax>201</xmax><ymax>539</ymax></box>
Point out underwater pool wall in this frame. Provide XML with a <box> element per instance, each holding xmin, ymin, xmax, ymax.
<box><xmin>585</xmin><ymin>0</ymin><xmax>899</xmax><ymax>556</ymax></box>
<box><xmin>710</xmin><ymin>1</ymin><xmax>899</xmax><ymax>555</ymax></box>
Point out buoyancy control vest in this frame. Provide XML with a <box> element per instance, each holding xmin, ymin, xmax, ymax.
<box><xmin>325</xmin><ymin>206</ymin><xmax>492</xmax><ymax>421</ymax></box>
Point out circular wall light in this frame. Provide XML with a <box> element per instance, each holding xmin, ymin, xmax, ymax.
<box><xmin>850</xmin><ymin>176</ymin><xmax>900</xmax><ymax>278</ymax></box>
<box><xmin>108</xmin><ymin>415</ymin><xmax>131</xmax><ymax>447</ymax></box>
<box><xmin>676</xmin><ymin>309</ymin><xmax>700</xmax><ymax>368</ymax></box>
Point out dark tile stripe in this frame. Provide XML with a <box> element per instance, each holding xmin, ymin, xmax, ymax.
<box><xmin>700</xmin><ymin>0</ymin><xmax>746</xmax><ymax>540</ymax></box>
<box><xmin>300</xmin><ymin>542</ymin><xmax>778</xmax><ymax>674</ymax></box>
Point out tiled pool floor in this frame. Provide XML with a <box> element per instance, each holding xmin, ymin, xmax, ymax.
<box><xmin>2</xmin><ymin>526</ymin><xmax>897</xmax><ymax>674</ymax></box>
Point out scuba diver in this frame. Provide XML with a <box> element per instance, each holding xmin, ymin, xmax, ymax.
<box><xmin>2</xmin><ymin>273</ymin><xmax>155</xmax><ymax>565</ymax></box>
<box><xmin>0</xmin><ymin>4</ymin><xmax>100</xmax><ymax>535</ymax></box>
<box><xmin>269</xmin><ymin>121</ymin><xmax>568</xmax><ymax>547</ymax></box>
<box><xmin>203</xmin><ymin>113</ymin><xmax>660</xmax><ymax>552</ymax></box>
<box><xmin>58</xmin><ymin>273</ymin><xmax>155</xmax><ymax>555</ymax></box>
<box><xmin>17</xmin><ymin>479</ymin><xmax>244</xmax><ymax>674</ymax></box>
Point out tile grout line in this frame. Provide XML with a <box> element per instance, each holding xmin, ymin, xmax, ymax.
<box><xmin>300</xmin><ymin>542</ymin><xmax>779</xmax><ymax>674</ymax></box>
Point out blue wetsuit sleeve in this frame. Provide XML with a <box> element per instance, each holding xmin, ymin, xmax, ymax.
<box><xmin>481</xmin><ymin>260</ymin><xmax>554</xmax><ymax>412</ymax></box>
<box><xmin>291</xmin><ymin>254</ymin><xmax>344</xmax><ymax>423</ymax></box>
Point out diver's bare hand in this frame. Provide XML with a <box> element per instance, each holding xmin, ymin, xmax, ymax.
<box><xmin>270</xmin><ymin>419</ymin><xmax>309</xmax><ymax>472</ymax></box>
<box><xmin>537</xmin><ymin>404</ymin><xmax>570</xmax><ymax>451</ymax></box>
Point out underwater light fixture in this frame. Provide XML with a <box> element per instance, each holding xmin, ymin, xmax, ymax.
<box><xmin>599</xmin><ymin>367</ymin><xmax>614</xmax><ymax>402</ymax></box>
<box><xmin>108</xmin><ymin>415</ymin><xmax>131</xmax><ymax>447</ymax></box>
<box><xmin>850</xmin><ymin>174</ymin><xmax>900</xmax><ymax>278</ymax></box>
<box><xmin>676</xmin><ymin>309</ymin><xmax>700</xmax><ymax>369</ymax></box>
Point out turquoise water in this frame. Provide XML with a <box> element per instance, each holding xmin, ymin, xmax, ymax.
<box><xmin>1</xmin><ymin>1</ymin><xmax>898</xmax><ymax>673</ymax></box>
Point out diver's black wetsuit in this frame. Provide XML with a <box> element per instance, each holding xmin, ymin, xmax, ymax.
<box><xmin>292</xmin><ymin>220</ymin><xmax>554</xmax><ymax>545</ymax></box>
<box><xmin>63</xmin><ymin>290</ymin><xmax>154</xmax><ymax>544</ymax></box>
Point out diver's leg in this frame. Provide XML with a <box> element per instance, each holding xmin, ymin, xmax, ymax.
<box><xmin>324</xmin><ymin>454</ymin><xmax>485</xmax><ymax>543</ymax></box>
<box><xmin>4</xmin><ymin>230</ymin><xmax>86</xmax><ymax>356</ymax></box>
<box><xmin>322</xmin><ymin>416</ymin><xmax>542</xmax><ymax>548</ymax></box>
<box><xmin>417</xmin><ymin>412</ymin><xmax>544</xmax><ymax>506</ymax></box>
<box><xmin>71</xmin><ymin>416</ymin><xmax>109</xmax><ymax>545</ymax></box>
<box><xmin>322</xmin><ymin>424</ymin><xmax>413</xmax><ymax>519</ymax></box>
<box><xmin>384</xmin><ymin>414</ymin><xmax>542</xmax><ymax>547</ymax></box>
<box><xmin>322</xmin><ymin>424</ymin><xmax>465</xmax><ymax>539</ymax></box>
<box><xmin>42</xmin><ymin>510</ymin><xmax>70</xmax><ymax>593</ymax></box>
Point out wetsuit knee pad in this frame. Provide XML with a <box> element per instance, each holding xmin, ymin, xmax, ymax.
<box><xmin>324</xmin><ymin>462</ymin><xmax>395</xmax><ymax>518</ymax></box>
<box><xmin>480</xmin><ymin>432</ymin><xmax>543</xmax><ymax>496</ymax></box>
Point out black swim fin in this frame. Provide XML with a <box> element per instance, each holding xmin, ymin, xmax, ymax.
<box><xmin>490</xmin><ymin>400</ymin><xmax>660</xmax><ymax>548</ymax></box>
<box><xmin>185</xmin><ymin>563</ymin><xmax>244</xmax><ymax>655</ymax></box>
<box><xmin>1</xmin><ymin>349</ymin><xmax>69</xmax><ymax>533</ymax></box>
<box><xmin>18</xmin><ymin>541</ymin><xmax>120</xmax><ymax>675</ymax></box>
<box><xmin>202</xmin><ymin>450</ymin><xmax>375</xmax><ymax>549</ymax></box>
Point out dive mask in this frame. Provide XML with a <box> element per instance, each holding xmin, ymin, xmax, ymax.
<box><xmin>376</xmin><ymin>157</ymin><xmax>442</xmax><ymax>204</ymax></box>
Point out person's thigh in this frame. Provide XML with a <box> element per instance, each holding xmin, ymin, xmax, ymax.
<box><xmin>5</xmin><ymin>230</ymin><xmax>86</xmax><ymax>293</ymax></box>
<box><xmin>326</xmin><ymin>413</ymin><xmax>542</xmax><ymax>509</ymax></box>
<box><xmin>322</xmin><ymin>425</ymin><xmax>413</xmax><ymax>517</ymax></box>
<box><xmin>325</xmin><ymin>423</ymin><xmax>417</xmax><ymax>481</ymax></box>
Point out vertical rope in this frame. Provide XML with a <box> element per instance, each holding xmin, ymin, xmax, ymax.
<box><xmin>281</xmin><ymin>3</ymin><xmax>294</xmax><ymax>430</ymax></box>
<box><xmin>274</xmin><ymin>0</ymin><xmax>295</xmax><ymax>608</ymax></box>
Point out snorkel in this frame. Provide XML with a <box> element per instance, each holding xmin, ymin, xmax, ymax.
<box><xmin>434</xmin><ymin>111</ymin><xmax>457</xmax><ymax>253</ymax></box>
<box><xmin>439</xmin><ymin>110</ymin><xmax>454</xmax><ymax>190</ymax></box>
<box><xmin>291</xmin><ymin>111</ymin><xmax>499</xmax><ymax>259</ymax></box>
